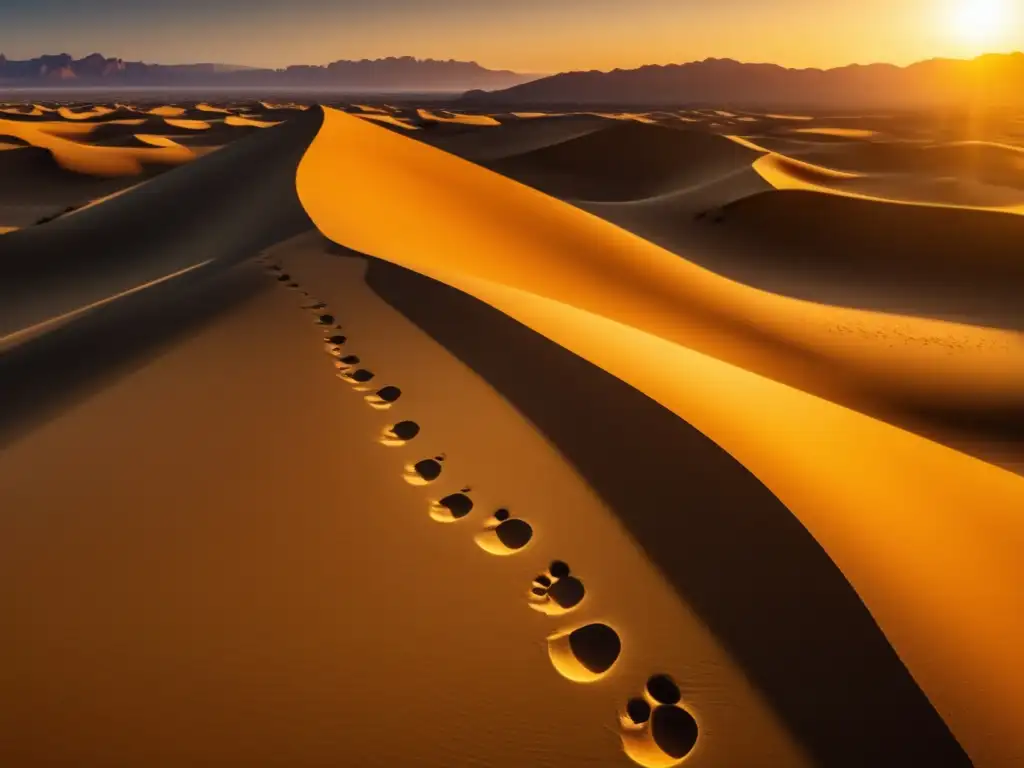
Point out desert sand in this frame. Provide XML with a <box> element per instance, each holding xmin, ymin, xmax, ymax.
<box><xmin>2</xmin><ymin>100</ymin><xmax>1022</xmax><ymax>768</ymax></box>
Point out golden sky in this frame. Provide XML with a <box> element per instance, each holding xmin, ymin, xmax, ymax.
<box><xmin>2</xmin><ymin>0</ymin><xmax>1022</xmax><ymax>72</ymax></box>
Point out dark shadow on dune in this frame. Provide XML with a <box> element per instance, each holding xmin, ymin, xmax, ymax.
<box><xmin>584</xmin><ymin>188</ymin><xmax>1024</xmax><ymax>333</ymax></box>
<box><xmin>483</xmin><ymin>120</ymin><xmax>761</xmax><ymax>201</ymax></box>
<box><xmin>0</xmin><ymin>107</ymin><xmax>323</xmax><ymax>341</ymax></box>
<box><xmin>0</xmin><ymin>262</ymin><xmax>264</xmax><ymax>450</ymax></box>
<box><xmin>365</xmin><ymin>257</ymin><xmax>972</xmax><ymax>768</ymax></box>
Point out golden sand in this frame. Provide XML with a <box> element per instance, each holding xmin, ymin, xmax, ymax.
<box><xmin>297</xmin><ymin>108</ymin><xmax>1024</xmax><ymax>768</ymax></box>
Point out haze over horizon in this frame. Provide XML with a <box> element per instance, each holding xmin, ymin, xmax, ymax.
<box><xmin>2</xmin><ymin>0</ymin><xmax>1022</xmax><ymax>74</ymax></box>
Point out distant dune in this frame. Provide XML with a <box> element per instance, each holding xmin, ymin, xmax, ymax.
<box><xmin>463</xmin><ymin>52</ymin><xmax>1024</xmax><ymax>108</ymax></box>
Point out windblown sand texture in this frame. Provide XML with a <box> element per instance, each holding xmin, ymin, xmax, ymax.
<box><xmin>1</xmin><ymin>101</ymin><xmax>1022</xmax><ymax>768</ymax></box>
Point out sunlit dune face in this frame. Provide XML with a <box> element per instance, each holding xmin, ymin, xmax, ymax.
<box><xmin>947</xmin><ymin>0</ymin><xmax>1009</xmax><ymax>48</ymax></box>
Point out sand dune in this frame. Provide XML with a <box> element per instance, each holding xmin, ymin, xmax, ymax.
<box><xmin>485</xmin><ymin>121</ymin><xmax>763</xmax><ymax>200</ymax></box>
<box><xmin>423</xmin><ymin>113</ymin><xmax>609</xmax><ymax>162</ymax></box>
<box><xmin>0</xmin><ymin>107</ymin><xmax>322</xmax><ymax>349</ymax></box>
<box><xmin>298</xmin><ymin>107</ymin><xmax>1024</xmax><ymax>768</ymax></box>
<box><xmin>352</xmin><ymin>112</ymin><xmax>421</xmax><ymax>131</ymax></box>
<box><xmin>416</xmin><ymin>108</ymin><xmax>501</xmax><ymax>126</ymax></box>
<box><xmin>0</xmin><ymin>102</ymin><xmax>308</xmax><ymax>232</ymax></box>
<box><xmin>2</xmin><ymin>98</ymin><xmax>1023</xmax><ymax>768</ymax></box>
<box><xmin>0</xmin><ymin>116</ymin><xmax>194</xmax><ymax>176</ymax></box>
<box><xmin>224</xmin><ymin>114</ymin><xmax>281</xmax><ymax>128</ymax></box>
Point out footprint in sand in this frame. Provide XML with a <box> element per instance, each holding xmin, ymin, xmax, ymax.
<box><xmin>403</xmin><ymin>455</ymin><xmax>445</xmax><ymax>486</ymax></box>
<box><xmin>338</xmin><ymin>367</ymin><xmax>376</xmax><ymax>389</ymax></box>
<box><xmin>380</xmin><ymin>420</ymin><xmax>421</xmax><ymax>447</ymax></box>
<box><xmin>315</xmin><ymin>313</ymin><xmax>336</xmax><ymax>326</ymax></box>
<box><xmin>324</xmin><ymin>333</ymin><xmax>348</xmax><ymax>356</ymax></box>
<box><xmin>333</xmin><ymin>354</ymin><xmax>362</xmax><ymax>372</ymax></box>
<box><xmin>365</xmin><ymin>385</ymin><xmax>402</xmax><ymax>410</ymax></box>
<box><xmin>474</xmin><ymin>508</ymin><xmax>533</xmax><ymax>555</ymax></box>
<box><xmin>546</xmin><ymin>622</ymin><xmax>622</xmax><ymax>683</ymax></box>
<box><xmin>429</xmin><ymin>488</ymin><xmax>474</xmax><ymax>522</ymax></box>
<box><xmin>619</xmin><ymin>675</ymin><xmax>699</xmax><ymax>767</ymax></box>
<box><xmin>303</xmin><ymin>300</ymin><xmax>328</xmax><ymax>311</ymax></box>
<box><xmin>275</xmin><ymin>273</ymin><xmax>291</xmax><ymax>283</ymax></box>
<box><xmin>529</xmin><ymin>560</ymin><xmax>585</xmax><ymax>615</ymax></box>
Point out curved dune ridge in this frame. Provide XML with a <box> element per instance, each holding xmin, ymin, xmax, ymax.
<box><xmin>3</xmin><ymin>100</ymin><xmax>1024</xmax><ymax>766</ymax></box>
<box><xmin>0</xmin><ymin>101</ymin><xmax>313</xmax><ymax>232</ymax></box>
<box><xmin>0</xmin><ymin>105</ymin><xmax>324</xmax><ymax>350</ymax></box>
<box><xmin>0</xmin><ymin>117</ymin><xmax>194</xmax><ymax>176</ymax></box>
<box><xmin>416</xmin><ymin>108</ymin><xmax>501</xmax><ymax>127</ymax></box>
<box><xmin>352</xmin><ymin>112</ymin><xmax>420</xmax><ymax>131</ymax></box>
<box><xmin>296</xmin><ymin>107</ymin><xmax>1024</xmax><ymax>768</ymax></box>
<box><xmin>753</xmin><ymin>147</ymin><xmax>1024</xmax><ymax>212</ymax></box>
<box><xmin>224</xmin><ymin>114</ymin><xmax>282</xmax><ymax>128</ymax></box>
<box><xmin>486</xmin><ymin>121</ymin><xmax>764</xmax><ymax>201</ymax></box>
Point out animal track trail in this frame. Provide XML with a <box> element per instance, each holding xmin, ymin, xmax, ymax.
<box><xmin>547</xmin><ymin>622</ymin><xmax>622</xmax><ymax>684</ymax></box>
<box><xmin>380</xmin><ymin>420</ymin><xmax>421</xmax><ymax>447</ymax></box>
<box><xmin>529</xmin><ymin>560</ymin><xmax>585</xmax><ymax>615</ymax></box>
<box><xmin>474</xmin><ymin>508</ymin><xmax>534</xmax><ymax>555</ymax></box>
<box><xmin>263</xmin><ymin>259</ymin><xmax>645</xmax><ymax>751</ymax></box>
<box><xmin>619</xmin><ymin>675</ymin><xmax>699</xmax><ymax>766</ymax></box>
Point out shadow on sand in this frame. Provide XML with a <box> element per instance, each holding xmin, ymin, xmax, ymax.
<box><xmin>0</xmin><ymin>263</ymin><xmax>265</xmax><ymax>450</ymax></box>
<box><xmin>364</xmin><ymin>256</ymin><xmax>972</xmax><ymax>768</ymax></box>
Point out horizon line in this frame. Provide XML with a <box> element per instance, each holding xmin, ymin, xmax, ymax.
<box><xmin>1</xmin><ymin>49</ymin><xmax>1022</xmax><ymax>77</ymax></box>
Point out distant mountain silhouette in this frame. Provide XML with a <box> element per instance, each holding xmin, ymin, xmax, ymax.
<box><xmin>461</xmin><ymin>53</ymin><xmax>1024</xmax><ymax>108</ymax></box>
<box><xmin>0</xmin><ymin>53</ymin><xmax>540</xmax><ymax>92</ymax></box>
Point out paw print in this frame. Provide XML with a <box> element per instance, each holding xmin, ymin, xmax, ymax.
<box><xmin>403</xmin><ymin>455</ymin><xmax>445</xmax><ymax>486</ymax></box>
<box><xmin>619</xmin><ymin>675</ymin><xmax>698</xmax><ymax>767</ymax></box>
<box><xmin>529</xmin><ymin>561</ymin><xmax>585</xmax><ymax>615</ymax></box>
<box><xmin>429</xmin><ymin>488</ymin><xmax>474</xmax><ymax>523</ymax></box>
<box><xmin>474</xmin><ymin>508</ymin><xmax>533</xmax><ymax>555</ymax></box>
<box><xmin>547</xmin><ymin>622</ymin><xmax>622</xmax><ymax>683</ymax></box>
<box><xmin>365</xmin><ymin>385</ymin><xmax>402</xmax><ymax>410</ymax></box>
<box><xmin>338</xmin><ymin>366</ymin><xmax>376</xmax><ymax>389</ymax></box>
<box><xmin>333</xmin><ymin>354</ymin><xmax>361</xmax><ymax>372</ymax></box>
<box><xmin>323</xmin><ymin>333</ymin><xmax>348</xmax><ymax>356</ymax></box>
<box><xmin>380</xmin><ymin>420</ymin><xmax>420</xmax><ymax>447</ymax></box>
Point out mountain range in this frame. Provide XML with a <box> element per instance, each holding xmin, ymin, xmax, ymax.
<box><xmin>0</xmin><ymin>53</ymin><xmax>540</xmax><ymax>92</ymax></box>
<box><xmin>463</xmin><ymin>53</ymin><xmax>1024</xmax><ymax>108</ymax></box>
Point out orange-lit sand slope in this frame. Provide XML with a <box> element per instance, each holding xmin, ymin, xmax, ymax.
<box><xmin>298</xmin><ymin>108</ymin><xmax>1024</xmax><ymax>768</ymax></box>
<box><xmin>3</xmin><ymin>100</ymin><xmax>1023</xmax><ymax>767</ymax></box>
<box><xmin>0</xmin><ymin>235</ymin><xmax>816</xmax><ymax>768</ymax></box>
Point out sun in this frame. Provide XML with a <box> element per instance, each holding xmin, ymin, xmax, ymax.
<box><xmin>948</xmin><ymin>0</ymin><xmax>1009</xmax><ymax>46</ymax></box>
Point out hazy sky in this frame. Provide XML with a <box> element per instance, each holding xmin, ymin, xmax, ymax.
<box><xmin>2</xmin><ymin>0</ymin><xmax>1022</xmax><ymax>72</ymax></box>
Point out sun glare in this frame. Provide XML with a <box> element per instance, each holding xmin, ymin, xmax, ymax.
<box><xmin>948</xmin><ymin>0</ymin><xmax>1008</xmax><ymax>46</ymax></box>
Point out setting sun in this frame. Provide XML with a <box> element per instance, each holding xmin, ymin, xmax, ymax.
<box><xmin>948</xmin><ymin>0</ymin><xmax>1009</xmax><ymax>46</ymax></box>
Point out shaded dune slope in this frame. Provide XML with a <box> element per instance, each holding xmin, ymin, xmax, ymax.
<box><xmin>364</xmin><ymin>256</ymin><xmax>970</xmax><ymax>768</ymax></box>
<box><xmin>297</xmin><ymin>108</ymin><xmax>1024</xmax><ymax>768</ymax></box>
<box><xmin>708</xmin><ymin>188</ymin><xmax>1024</xmax><ymax>297</ymax></box>
<box><xmin>422</xmin><ymin>113</ymin><xmax>608</xmax><ymax>162</ymax></box>
<box><xmin>0</xmin><ymin>144</ymin><xmax>135</xmax><ymax>209</ymax></box>
<box><xmin>0</xmin><ymin>107</ymin><xmax>324</xmax><ymax>349</ymax></box>
<box><xmin>485</xmin><ymin>121</ymin><xmax>763</xmax><ymax>200</ymax></box>
<box><xmin>586</xmin><ymin>183</ymin><xmax>1024</xmax><ymax>335</ymax></box>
